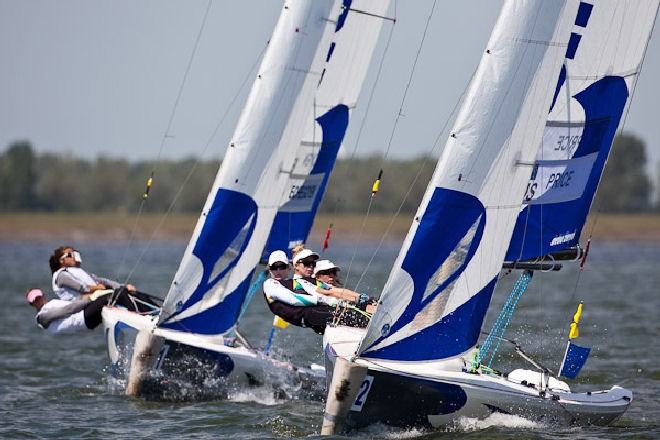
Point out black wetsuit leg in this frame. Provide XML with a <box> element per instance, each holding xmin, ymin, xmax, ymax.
<box><xmin>82</xmin><ymin>297</ymin><xmax>108</xmax><ymax>329</ymax></box>
<box><xmin>301</xmin><ymin>305</ymin><xmax>337</xmax><ymax>334</ymax></box>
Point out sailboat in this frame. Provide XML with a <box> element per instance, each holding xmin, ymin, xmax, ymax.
<box><xmin>102</xmin><ymin>0</ymin><xmax>390</xmax><ymax>398</ymax></box>
<box><xmin>322</xmin><ymin>0</ymin><xmax>658</xmax><ymax>432</ymax></box>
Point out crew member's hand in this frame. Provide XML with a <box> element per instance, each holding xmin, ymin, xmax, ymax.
<box><xmin>90</xmin><ymin>289</ymin><xmax>114</xmax><ymax>301</ymax></box>
<box><xmin>319</xmin><ymin>295</ymin><xmax>339</xmax><ymax>307</ymax></box>
<box><xmin>356</xmin><ymin>293</ymin><xmax>369</xmax><ymax>305</ymax></box>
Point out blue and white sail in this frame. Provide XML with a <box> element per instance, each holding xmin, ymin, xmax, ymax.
<box><xmin>158</xmin><ymin>0</ymin><xmax>389</xmax><ymax>336</ymax></box>
<box><xmin>265</xmin><ymin>0</ymin><xmax>391</xmax><ymax>254</ymax></box>
<box><xmin>157</xmin><ymin>1</ymin><xmax>337</xmax><ymax>335</ymax></box>
<box><xmin>356</xmin><ymin>0</ymin><xmax>579</xmax><ymax>363</ymax></box>
<box><xmin>506</xmin><ymin>1</ymin><xmax>659</xmax><ymax>262</ymax></box>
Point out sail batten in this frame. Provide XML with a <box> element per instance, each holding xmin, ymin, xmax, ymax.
<box><xmin>357</xmin><ymin>0</ymin><xmax>581</xmax><ymax>362</ymax></box>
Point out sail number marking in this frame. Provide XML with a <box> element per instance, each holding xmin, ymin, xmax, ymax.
<box><xmin>555</xmin><ymin>135</ymin><xmax>581</xmax><ymax>155</ymax></box>
<box><xmin>545</xmin><ymin>170</ymin><xmax>574</xmax><ymax>190</ymax></box>
<box><xmin>351</xmin><ymin>375</ymin><xmax>374</xmax><ymax>411</ymax></box>
<box><xmin>524</xmin><ymin>182</ymin><xmax>538</xmax><ymax>202</ymax></box>
<box><xmin>524</xmin><ymin>170</ymin><xmax>575</xmax><ymax>202</ymax></box>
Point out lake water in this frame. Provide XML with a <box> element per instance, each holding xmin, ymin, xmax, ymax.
<box><xmin>1</xmin><ymin>238</ymin><xmax>658</xmax><ymax>439</ymax></box>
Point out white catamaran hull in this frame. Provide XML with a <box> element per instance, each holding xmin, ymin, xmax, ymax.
<box><xmin>323</xmin><ymin>325</ymin><xmax>632</xmax><ymax>431</ymax></box>
<box><xmin>103</xmin><ymin>306</ymin><xmax>324</xmax><ymax>400</ymax></box>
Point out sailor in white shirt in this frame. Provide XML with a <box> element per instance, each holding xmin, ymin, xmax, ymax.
<box><xmin>26</xmin><ymin>288</ymin><xmax>112</xmax><ymax>334</ymax></box>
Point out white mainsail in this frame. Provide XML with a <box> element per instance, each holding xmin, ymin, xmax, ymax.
<box><xmin>158</xmin><ymin>1</ymin><xmax>336</xmax><ymax>334</ymax></box>
<box><xmin>157</xmin><ymin>0</ymin><xmax>391</xmax><ymax>336</ymax></box>
<box><xmin>357</xmin><ymin>0</ymin><xmax>580</xmax><ymax>362</ymax></box>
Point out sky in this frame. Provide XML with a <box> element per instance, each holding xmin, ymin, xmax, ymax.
<box><xmin>1</xmin><ymin>1</ymin><xmax>659</xmax><ymax>180</ymax></box>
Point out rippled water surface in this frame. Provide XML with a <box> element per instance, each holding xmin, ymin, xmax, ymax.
<box><xmin>1</xmin><ymin>239</ymin><xmax>658</xmax><ymax>439</ymax></box>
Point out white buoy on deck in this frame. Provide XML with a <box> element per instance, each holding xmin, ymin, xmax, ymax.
<box><xmin>321</xmin><ymin>357</ymin><xmax>368</xmax><ymax>435</ymax></box>
<box><xmin>125</xmin><ymin>329</ymin><xmax>164</xmax><ymax>396</ymax></box>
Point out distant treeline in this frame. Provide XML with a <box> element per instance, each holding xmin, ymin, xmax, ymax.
<box><xmin>0</xmin><ymin>134</ymin><xmax>657</xmax><ymax>214</ymax></box>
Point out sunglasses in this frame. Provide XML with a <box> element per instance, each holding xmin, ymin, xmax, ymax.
<box><xmin>317</xmin><ymin>269</ymin><xmax>338</xmax><ymax>276</ymax></box>
<box><xmin>299</xmin><ymin>260</ymin><xmax>316</xmax><ymax>268</ymax></box>
<box><xmin>61</xmin><ymin>252</ymin><xmax>74</xmax><ymax>259</ymax></box>
<box><xmin>270</xmin><ymin>263</ymin><xmax>288</xmax><ymax>271</ymax></box>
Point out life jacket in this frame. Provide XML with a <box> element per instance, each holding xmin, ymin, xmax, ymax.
<box><xmin>263</xmin><ymin>277</ymin><xmax>318</xmax><ymax>327</ymax></box>
<box><xmin>52</xmin><ymin>267</ymin><xmax>96</xmax><ymax>301</ymax></box>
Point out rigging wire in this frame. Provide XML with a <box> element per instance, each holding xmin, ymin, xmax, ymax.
<box><xmin>343</xmin><ymin>0</ymin><xmax>478</xmax><ymax>292</ymax></box>
<box><xmin>320</xmin><ymin>2</ymin><xmax>398</xmax><ymax>283</ymax></box>
<box><xmin>124</xmin><ymin>42</ymin><xmax>267</xmax><ymax>284</ymax></box>
<box><xmin>342</xmin><ymin>0</ymin><xmax>442</xmax><ymax>288</ymax></box>
<box><xmin>120</xmin><ymin>2</ymin><xmax>269</xmax><ymax>284</ymax></box>
<box><xmin>351</xmin><ymin>73</ymin><xmax>472</xmax><ymax>293</ymax></box>
<box><xmin>115</xmin><ymin>0</ymin><xmax>213</xmax><ymax>281</ymax></box>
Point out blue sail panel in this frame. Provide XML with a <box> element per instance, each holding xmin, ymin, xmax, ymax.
<box><xmin>265</xmin><ymin>104</ymin><xmax>349</xmax><ymax>254</ymax></box>
<box><xmin>506</xmin><ymin>76</ymin><xmax>628</xmax><ymax>262</ymax></box>
<box><xmin>363</xmin><ymin>278</ymin><xmax>496</xmax><ymax>361</ymax></box>
<box><xmin>361</xmin><ymin>188</ymin><xmax>491</xmax><ymax>361</ymax></box>
<box><xmin>335</xmin><ymin>0</ymin><xmax>353</xmax><ymax>32</ymax></box>
<box><xmin>159</xmin><ymin>273</ymin><xmax>253</xmax><ymax>334</ymax></box>
<box><xmin>161</xmin><ymin>189</ymin><xmax>257</xmax><ymax>330</ymax></box>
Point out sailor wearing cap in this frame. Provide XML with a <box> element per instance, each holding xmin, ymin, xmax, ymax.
<box><xmin>263</xmin><ymin>249</ymin><xmax>375</xmax><ymax>334</ymax></box>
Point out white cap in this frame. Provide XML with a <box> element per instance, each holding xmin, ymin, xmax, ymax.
<box><xmin>268</xmin><ymin>250</ymin><xmax>289</xmax><ymax>267</ymax></box>
<box><xmin>313</xmin><ymin>260</ymin><xmax>339</xmax><ymax>276</ymax></box>
<box><xmin>292</xmin><ymin>249</ymin><xmax>319</xmax><ymax>265</ymax></box>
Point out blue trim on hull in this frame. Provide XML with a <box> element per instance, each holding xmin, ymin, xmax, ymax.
<box><xmin>346</xmin><ymin>369</ymin><xmax>468</xmax><ymax>430</ymax></box>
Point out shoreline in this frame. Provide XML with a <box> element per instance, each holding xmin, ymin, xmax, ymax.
<box><xmin>1</xmin><ymin>212</ymin><xmax>659</xmax><ymax>243</ymax></box>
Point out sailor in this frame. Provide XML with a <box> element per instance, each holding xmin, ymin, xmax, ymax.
<box><xmin>291</xmin><ymin>245</ymin><xmax>319</xmax><ymax>279</ymax></box>
<box><xmin>263</xmin><ymin>250</ymin><xmax>371</xmax><ymax>334</ymax></box>
<box><xmin>313</xmin><ymin>259</ymin><xmax>376</xmax><ymax>311</ymax></box>
<box><xmin>26</xmin><ymin>287</ymin><xmax>113</xmax><ymax>334</ymax></box>
<box><xmin>27</xmin><ymin>287</ymin><xmax>156</xmax><ymax>334</ymax></box>
<box><xmin>49</xmin><ymin>245</ymin><xmax>137</xmax><ymax>302</ymax></box>
<box><xmin>292</xmin><ymin>246</ymin><xmax>372</xmax><ymax>307</ymax></box>
<box><xmin>313</xmin><ymin>259</ymin><xmax>341</xmax><ymax>286</ymax></box>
